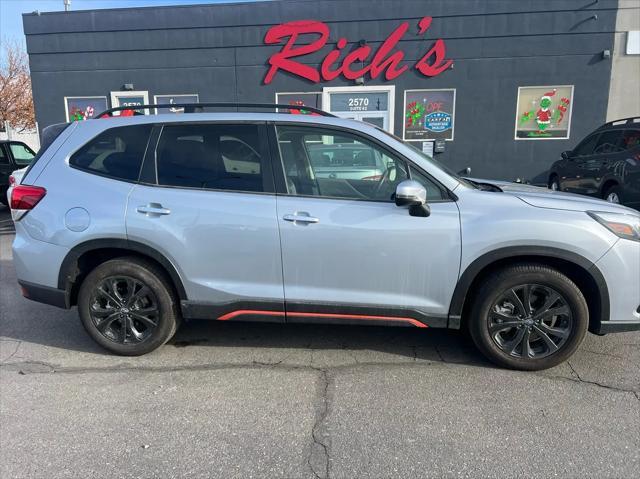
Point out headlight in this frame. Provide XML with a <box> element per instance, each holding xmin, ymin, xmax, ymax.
<box><xmin>587</xmin><ymin>211</ymin><xmax>640</xmax><ymax>242</ymax></box>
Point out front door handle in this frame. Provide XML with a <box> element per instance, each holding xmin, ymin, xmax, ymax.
<box><xmin>137</xmin><ymin>203</ymin><xmax>171</xmax><ymax>216</ymax></box>
<box><xmin>283</xmin><ymin>212</ymin><xmax>319</xmax><ymax>224</ymax></box>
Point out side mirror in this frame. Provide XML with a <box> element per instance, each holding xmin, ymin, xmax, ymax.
<box><xmin>458</xmin><ymin>167</ymin><xmax>471</xmax><ymax>176</ymax></box>
<box><xmin>561</xmin><ymin>151</ymin><xmax>572</xmax><ymax>160</ymax></box>
<box><xmin>395</xmin><ymin>180</ymin><xmax>430</xmax><ymax>217</ymax></box>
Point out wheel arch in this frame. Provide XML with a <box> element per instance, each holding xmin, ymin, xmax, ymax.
<box><xmin>449</xmin><ymin>246</ymin><xmax>610</xmax><ymax>334</ymax></box>
<box><xmin>600</xmin><ymin>178</ymin><xmax>619</xmax><ymax>197</ymax></box>
<box><xmin>58</xmin><ymin>239</ymin><xmax>188</xmax><ymax>307</ymax></box>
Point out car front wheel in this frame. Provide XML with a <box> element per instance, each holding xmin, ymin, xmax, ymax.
<box><xmin>78</xmin><ymin>257</ymin><xmax>180</xmax><ymax>355</ymax></box>
<box><xmin>468</xmin><ymin>264</ymin><xmax>588</xmax><ymax>371</ymax></box>
<box><xmin>603</xmin><ymin>185</ymin><xmax>624</xmax><ymax>204</ymax></box>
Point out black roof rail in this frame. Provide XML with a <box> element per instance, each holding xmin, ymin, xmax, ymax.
<box><xmin>96</xmin><ymin>102</ymin><xmax>335</xmax><ymax>118</ymax></box>
<box><xmin>597</xmin><ymin>117</ymin><xmax>640</xmax><ymax>129</ymax></box>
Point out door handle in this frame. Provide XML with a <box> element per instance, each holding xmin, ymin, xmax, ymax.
<box><xmin>137</xmin><ymin>203</ymin><xmax>171</xmax><ymax>216</ymax></box>
<box><xmin>283</xmin><ymin>213</ymin><xmax>319</xmax><ymax>224</ymax></box>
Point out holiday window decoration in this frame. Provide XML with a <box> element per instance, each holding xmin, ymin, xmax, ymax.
<box><xmin>403</xmin><ymin>89</ymin><xmax>456</xmax><ymax>141</ymax></box>
<box><xmin>515</xmin><ymin>86</ymin><xmax>574</xmax><ymax>140</ymax></box>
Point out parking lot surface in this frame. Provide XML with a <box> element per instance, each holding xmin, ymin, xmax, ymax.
<box><xmin>1</xmin><ymin>205</ymin><xmax>639</xmax><ymax>478</ymax></box>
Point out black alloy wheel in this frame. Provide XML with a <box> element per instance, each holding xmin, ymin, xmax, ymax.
<box><xmin>78</xmin><ymin>257</ymin><xmax>180</xmax><ymax>356</ymax></box>
<box><xmin>469</xmin><ymin>264</ymin><xmax>588</xmax><ymax>370</ymax></box>
<box><xmin>89</xmin><ymin>276</ymin><xmax>160</xmax><ymax>344</ymax></box>
<box><xmin>488</xmin><ymin>284</ymin><xmax>572</xmax><ymax>359</ymax></box>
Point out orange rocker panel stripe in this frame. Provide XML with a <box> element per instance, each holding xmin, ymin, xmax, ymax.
<box><xmin>217</xmin><ymin>310</ymin><xmax>427</xmax><ymax>328</ymax></box>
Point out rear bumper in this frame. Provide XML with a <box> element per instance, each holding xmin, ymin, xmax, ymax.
<box><xmin>18</xmin><ymin>280</ymin><xmax>70</xmax><ymax>309</ymax></box>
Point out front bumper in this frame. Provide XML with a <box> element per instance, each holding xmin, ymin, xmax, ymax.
<box><xmin>592</xmin><ymin>237</ymin><xmax>640</xmax><ymax>334</ymax></box>
<box><xmin>596</xmin><ymin>319</ymin><xmax>640</xmax><ymax>334</ymax></box>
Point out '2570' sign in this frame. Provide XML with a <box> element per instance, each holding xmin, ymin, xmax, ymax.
<box><xmin>263</xmin><ymin>17</ymin><xmax>452</xmax><ymax>84</ymax></box>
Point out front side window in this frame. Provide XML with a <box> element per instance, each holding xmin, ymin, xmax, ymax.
<box><xmin>277</xmin><ymin>125</ymin><xmax>410</xmax><ymax>201</ymax></box>
<box><xmin>572</xmin><ymin>134</ymin><xmax>599</xmax><ymax>157</ymax></box>
<box><xmin>70</xmin><ymin>125</ymin><xmax>152</xmax><ymax>181</ymax></box>
<box><xmin>9</xmin><ymin>143</ymin><xmax>36</xmax><ymax>166</ymax></box>
<box><xmin>276</xmin><ymin>125</ymin><xmax>444</xmax><ymax>202</ymax></box>
<box><xmin>156</xmin><ymin>123</ymin><xmax>265</xmax><ymax>192</ymax></box>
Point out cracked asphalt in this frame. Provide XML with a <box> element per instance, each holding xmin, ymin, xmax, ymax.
<box><xmin>1</xmin><ymin>205</ymin><xmax>639</xmax><ymax>478</ymax></box>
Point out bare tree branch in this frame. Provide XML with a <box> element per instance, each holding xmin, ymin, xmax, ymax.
<box><xmin>0</xmin><ymin>38</ymin><xmax>35</xmax><ymax>133</ymax></box>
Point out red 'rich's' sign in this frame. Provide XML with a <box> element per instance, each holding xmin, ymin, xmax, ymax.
<box><xmin>263</xmin><ymin>17</ymin><xmax>453</xmax><ymax>84</ymax></box>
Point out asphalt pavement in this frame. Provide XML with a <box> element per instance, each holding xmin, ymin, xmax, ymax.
<box><xmin>0</xmin><ymin>204</ymin><xmax>638</xmax><ymax>478</ymax></box>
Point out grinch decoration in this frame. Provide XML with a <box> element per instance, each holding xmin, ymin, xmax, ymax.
<box><xmin>517</xmin><ymin>87</ymin><xmax>572</xmax><ymax>138</ymax></box>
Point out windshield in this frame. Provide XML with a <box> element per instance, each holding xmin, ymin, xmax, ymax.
<box><xmin>375</xmin><ymin>128</ymin><xmax>478</xmax><ymax>189</ymax></box>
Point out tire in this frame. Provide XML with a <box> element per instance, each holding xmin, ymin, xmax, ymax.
<box><xmin>548</xmin><ymin>175</ymin><xmax>560</xmax><ymax>191</ymax></box>
<box><xmin>603</xmin><ymin>184</ymin><xmax>624</xmax><ymax>205</ymax></box>
<box><xmin>78</xmin><ymin>256</ymin><xmax>180</xmax><ymax>355</ymax></box>
<box><xmin>468</xmin><ymin>263</ymin><xmax>588</xmax><ymax>371</ymax></box>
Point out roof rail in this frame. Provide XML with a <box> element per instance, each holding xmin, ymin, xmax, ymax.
<box><xmin>597</xmin><ymin>117</ymin><xmax>640</xmax><ymax>129</ymax></box>
<box><xmin>96</xmin><ymin>102</ymin><xmax>335</xmax><ymax>118</ymax></box>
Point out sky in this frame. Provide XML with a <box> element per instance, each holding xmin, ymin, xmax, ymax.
<box><xmin>0</xmin><ymin>0</ymin><xmax>262</xmax><ymax>41</ymax></box>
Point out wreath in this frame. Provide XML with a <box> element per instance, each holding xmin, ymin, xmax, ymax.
<box><xmin>406</xmin><ymin>101</ymin><xmax>425</xmax><ymax>127</ymax></box>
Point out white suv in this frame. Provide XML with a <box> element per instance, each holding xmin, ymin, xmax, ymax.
<box><xmin>9</xmin><ymin>104</ymin><xmax>640</xmax><ymax>370</ymax></box>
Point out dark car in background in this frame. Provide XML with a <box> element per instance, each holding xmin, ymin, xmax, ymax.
<box><xmin>548</xmin><ymin>117</ymin><xmax>640</xmax><ymax>209</ymax></box>
<box><xmin>0</xmin><ymin>140</ymin><xmax>36</xmax><ymax>205</ymax></box>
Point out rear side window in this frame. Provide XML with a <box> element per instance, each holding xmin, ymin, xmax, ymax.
<box><xmin>156</xmin><ymin>123</ymin><xmax>266</xmax><ymax>192</ymax></box>
<box><xmin>619</xmin><ymin>129</ymin><xmax>640</xmax><ymax>151</ymax></box>
<box><xmin>593</xmin><ymin>130</ymin><xmax>623</xmax><ymax>154</ymax></box>
<box><xmin>70</xmin><ymin>125</ymin><xmax>152</xmax><ymax>182</ymax></box>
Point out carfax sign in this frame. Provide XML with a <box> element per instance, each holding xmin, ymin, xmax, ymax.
<box><xmin>403</xmin><ymin>89</ymin><xmax>456</xmax><ymax>141</ymax></box>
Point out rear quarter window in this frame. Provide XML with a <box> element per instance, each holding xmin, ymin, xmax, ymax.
<box><xmin>70</xmin><ymin>125</ymin><xmax>152</xmax><ymax>182</ymax></box>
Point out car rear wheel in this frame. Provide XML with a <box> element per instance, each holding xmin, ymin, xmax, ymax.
<box><xmin>78</xmin><ymin>257</ymin><xmax>180</xmax><ymax>355</ymax></box>
<box><xmin>468</xmin><ymin>264</ymin><xmax>588</xmax><ymax>371</ymax></box>
<box><xmin>548</xmin><ymin>176</ymin><xmax>560</xmax><ymax>191</ymax></box>
<box><xmin>603</xmin><ymin>184</ymin><xmax>624</xmax><ymax>204</ymax></box>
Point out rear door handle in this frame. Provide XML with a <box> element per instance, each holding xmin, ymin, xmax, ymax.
<box><xmin>283</xmin><ymin>213</ymin><xmax>319</xmax><ymax>224</ymax></box>
<box><xmin>137</xmin><ymin>203</ymin><xmax>171</xmax><ymax>216</ymax></box>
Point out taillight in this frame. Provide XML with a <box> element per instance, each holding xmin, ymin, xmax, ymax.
<box><xmin>10</xmin><ymin>185</ymin><xmax>46</xmax><ymax>211</ymax></box>
<box><xmin>8</xmin><ymin>175</ymin><xmax>15</xmax><ymax>186</ymax></box>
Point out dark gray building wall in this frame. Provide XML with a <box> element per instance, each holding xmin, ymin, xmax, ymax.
<box><xmin>23</xmin><ymin>0</ymin><xmax>618</xmax><ymax>183</ymax></box>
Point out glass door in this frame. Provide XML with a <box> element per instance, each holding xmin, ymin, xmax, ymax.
<box><xmin>323</xmin><ymin>86</ymin><xmax>395</xmax><ymax>133</ymax></box>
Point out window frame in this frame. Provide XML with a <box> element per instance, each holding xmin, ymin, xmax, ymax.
<box><xmin>267</xmin><ymin>122</ymin><xmax>454</xmax><ymax>204</ymax></box>
<box><xmin>68</xmin><ymin>124</ymin><xmax>154</xmax><ymax>184</ymax></box>
<box><xmin>138</xmin><ymin>121</ymin><xmax>276</xmax><ymax>195</ymax></box>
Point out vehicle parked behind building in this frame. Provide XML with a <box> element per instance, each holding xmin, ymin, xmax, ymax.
<box><xmin>548</xmin><ymin>118</ymin><xmax>640</xmax><ymax>209</ymax></box>
<box><xmin>1</xmin><ymin>140</ymin><xmax>36</xmax><ymax>205</ymax></box>
<box><xmin>9</xmin><ymin>104</ymin><xmax>640</xmax><ymax>371</ymax></box>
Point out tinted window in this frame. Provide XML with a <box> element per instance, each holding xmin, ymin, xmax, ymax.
<box><xmin>277</xmin><ymin>125</ymin><xmax>416</xmax><ymax>202</ymax></box>
<box><xmin>593</xmin><ymin>130</ymin><xmax>623</xmax><ymax>154</ymax></box>
<box><xmin>70</xmin><ymin>125</ymin><xmax>152</xmax><ymax>181</ymax></box>
<box><xmin>573</xmin><ymin>134</ymin><xmax>600</xmax><ymax>157</ymax></box>
<box><xmin>0</xmin><ymin>145</ymin><xmax>8</xmax><ymax>165</ymax></box>
<box><xmin>619</xmin><ymin>129</ymin><xmax>640</xmax><ymax>151</ymax></box>
<box><xmin>156</xmin><ymin>124</ymin><xmax>265</xmax><ymax>192</ymax></box>
<box><xmin>9</xmin><ymin>143</ymin><xmax>36</xmax><ymax>166</ymax></box>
